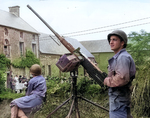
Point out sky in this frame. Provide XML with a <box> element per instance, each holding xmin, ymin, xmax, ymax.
<box><xmin>0</xmin><ymin>0</ymin><xmax>150</xmax><ymax>41</ymax></box>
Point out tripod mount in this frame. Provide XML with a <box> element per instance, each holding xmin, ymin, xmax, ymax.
<box><xmin>46</xmin><ymin>69</ymin><xmax>109</xmax><ymax>118</ymax></box>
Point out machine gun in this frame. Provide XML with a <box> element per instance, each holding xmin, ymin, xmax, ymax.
<box><xmin>27</xmin><ymin>5</ymin><xmax>107</xmax><ymax>87</ymax></box>
<box><xmin>27</xmin><ymin>5</ymin><xmax>109</xmax><ymax>118</ymax></box>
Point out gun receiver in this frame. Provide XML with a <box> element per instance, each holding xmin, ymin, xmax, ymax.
<box><xmin>27</xmin><ymin>5</ymin><xmax>107</xmax><ymax>86</ymax></box>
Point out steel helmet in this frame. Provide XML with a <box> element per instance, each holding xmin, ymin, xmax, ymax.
<box><xmin>30</xmin><ymin>64</ymin><xmax>41</xmax><ymax>76</ymax></box>
<box><xmin>107</xmin><ymin>30</ymin><xmax>128</xmax><ymax>45</ymax></box>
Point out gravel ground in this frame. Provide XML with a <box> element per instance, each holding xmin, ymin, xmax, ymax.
<box><xmin>0</xmin><ymin>100</ymin><xmax>11</xmax><ymax>118</ymax></box>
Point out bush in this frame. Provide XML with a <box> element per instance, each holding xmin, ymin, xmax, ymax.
<box><xmin>131</xmin><ymin>60</ymin><xmax>150</xmax><ymax>117</ymax></box>
<box><xmin>0</xmin><ymin>54</ymin><xmax>11</xmax><ymax>94</ymax></box>
<box><xmin>12</xmin><ymin>50</ymin><xmax>40</xmax><ymax>68</ymax></box>
<box><xmin>0</xmin><ymin>90</ymin><xmax>24</xmax><ymax>101</ymax></box>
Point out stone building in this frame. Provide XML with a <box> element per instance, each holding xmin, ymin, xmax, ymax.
<box><xmin>0</xmin><ymin>6</ymin><xmax>39</xmax><ymax>81</ymax></box>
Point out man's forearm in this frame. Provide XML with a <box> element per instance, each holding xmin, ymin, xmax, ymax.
<box><xmin>104</xmin><ymin>73</ymin><xmax>129</xmax><ymax>87</ymax></box>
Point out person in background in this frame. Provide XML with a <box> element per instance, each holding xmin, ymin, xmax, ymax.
<box><xmin>21</xmin><ymin>75</ymin><xmax>27</xmax><ymax>83</ymax></box>
<box><xmin>9</xmin><ymin>75</ymin><xmax>13</xmax><ymax>91</ymax></box>
<box><xmin>14</xmin><ymin>75</ymin><xmax>23</xmax><ymax>93</ymax></box>
<box><xmin>12</xmin><ymin>76</ymin><xmax>16</xmax><ymax>92</ymax></box>
<box><xmin>19</xmin><ymin>75</ymin><xmax>22</xmax><ymax>83</ymax></box>
<box><xmin>10</xmin><ymin>64</ymin><xmax>47</xmax><ymax>118</ymax></box>
<box><xmin>22</xmin><ymin>76</ymin><xmax>28</xmax><ymax>91</ymax></box>
<box><xmin>14</xmin><ymin>75</ymin><xmax>19</xmax><ymax>93</ymax></box>
<box><xmin>104</xmin><ymin>30</ymin><xmax>136</xmax><ymax>118</ymax></box>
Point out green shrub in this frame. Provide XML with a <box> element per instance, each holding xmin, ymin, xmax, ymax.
<box><xmin>12</xmin><ymin>50</ymin><xmax>40</xmax><ymax>68</ymax></box>
<box><xmin>0</xmin><ymin>90</ymin><xmax>24</xmax><ymax>100</ymax></box>
<box><xmin>0</xmin><ymin>54</ymin><xmax>11</xmax><ymax>94</ymax></box>
<box><xmin>132</xmin><ymin>60</ymin><xmax>150</xmax><ymax>117</ymax></box>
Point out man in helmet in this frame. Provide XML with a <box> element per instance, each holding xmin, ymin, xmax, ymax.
<box><xmin>104</xmin><ymin>30</ymin><xmax>136</xmax><ymax>118</ymax></box>
<box><xmin>10</xmin><ymin>64</ymin><xmax>47</xmax><ymax>118</ymax></box>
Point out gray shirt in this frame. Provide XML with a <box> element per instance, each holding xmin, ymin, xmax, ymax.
<box><xmin>26</xmin><ymin>75</ymin><xmax>47</xmax><ymax>97</ymax></box>
<box><xmin>107</xmin><ymin>49</ymin><xmax>136</xmax><ymax>111</ymax></box>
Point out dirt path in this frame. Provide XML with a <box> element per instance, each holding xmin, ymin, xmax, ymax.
<box><xmin>0</xmin><ymin>100</ymin><xmax>11</xmax><ymax>118</ymax></box>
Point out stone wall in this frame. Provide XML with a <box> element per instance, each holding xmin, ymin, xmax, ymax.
<box><xmin>40</xmin><ymin>53</ymin><xmax>61</xmax><ymax>77</ymax></box>
<box><xmin>0</xmin><ymin>26</ymin><xmax>39</xmax><ymax>79</ymax></box>
<box><xmin>0</xmin><ymin>27</ymin><xmax>4</xmax><ymax>54</ymax></box>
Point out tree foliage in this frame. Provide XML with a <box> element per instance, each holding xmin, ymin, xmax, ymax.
<box><xmin>127</xmin><ymin>30</ymin><xmax>150</xmax><ymax>66</ymax></box>
<box><xmin>127</xmin><ymin>30</ymin><xmax>150</xmax><ymax>117</ymax></box>
<box><xmin>0</xmin><ymin>54</ymin><xmax>11</xmax><ymax>94</ymax></box>
<box><xmin>0</xmin><ymin>54</ymin><xmax>11</xmax><ymax>71</ymax></box>
<box><xmin>12</xmin><ymin>50</ymin><xmax>40</xmax><ymax>68</ymax></box>
<box><xmin>131</xmin><ymin>59</ymin><xmax>150</xmax><ymax>117</ymax></box>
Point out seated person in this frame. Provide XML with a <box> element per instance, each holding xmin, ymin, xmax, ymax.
<box><xmin>10</xmin><ymin>64</ymin><xmax>47</xmax><ymax>118</ymax></box>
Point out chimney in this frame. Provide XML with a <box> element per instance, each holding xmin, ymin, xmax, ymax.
<box><xmin>9</xmin><ymin>6</ymin><xmax>20</xmax><ymax>17</ymax></box>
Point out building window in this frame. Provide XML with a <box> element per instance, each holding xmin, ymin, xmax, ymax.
<box><xmin>4</xmin><ymin>46</ymin><xmax>8</xmax><ymax>57</ymax></box>
<box><xmin>4</xmin><ymin>28</ymin><xmax>8</xmax><ymax>36</ymax></box>
<box><xmin>4</xmin><ymin>39</ymin><xmax>10</xmax><ymax>57</ymax></box>
<box><xmin>20</xmin><ymin>32</ymin><xmax>23</xmax><ymax>38</ymax></box>
<box><xmin>48</xmin><ymin>65</ymin><xmax>51</xmax><ymax>76</ymax></box>
<box><xmin>32</xmin><ymin>34</ymin><xmax>35</xmax><ymax>41</ymax></box>
<box><xmin>19</xmin><ymin>42</ymin><xmax>24</xmax><ymax>56</ymax></box>
<box><xmin>32</xmin><ymin>44</ymin><xmax>36</xmax><ymax>55</ymax></box>
<box><xmin>5</xmin><ymin>39</ymin><xmax>9</xmax><ymax>45</ymax></box>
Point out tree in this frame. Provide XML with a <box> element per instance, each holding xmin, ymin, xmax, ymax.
<box><xmin>0</xmin><ymin>54</ymin><xmax>11</xmax><ymax>93</ymax></box>
<box><xmin>127</xmin><ymin>30</ymin><xmax>150</xmax><ymax>66</ymax></box>
<box><xmin>127</xmin><ymin>30</ymin><xmax>150</xmax><ymax>117</ymax></box>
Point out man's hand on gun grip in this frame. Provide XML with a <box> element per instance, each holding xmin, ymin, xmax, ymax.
<box><xmin>104</xmin><ymin>77</ymin><xmax>111</xmax><ymax>86</ymax></box>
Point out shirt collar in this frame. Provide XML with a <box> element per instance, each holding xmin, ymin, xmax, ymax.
<box><xmin>113</xmin><ymin>48</ymin><xmax>126</xmax><ymax>59</ymax></box>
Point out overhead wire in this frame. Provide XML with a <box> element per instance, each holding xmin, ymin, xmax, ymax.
<box><xmin>40</xmin><ymin>21</ymin><xmax>150</xmax><ymax>41</ymax></box>
<box><xmin>39</xmin><ymin>17</ymin><xmax>150</xmax><ymax>40</ymax></box>
<box><xmin>61</xmin><ymin>17</ymin><xmax>150</xmax><ymax>35</ymax></box>
<box><xmin>65</xmin><ymin>22</ymin><xmax>150</xmax><ymax>37</ymax></box>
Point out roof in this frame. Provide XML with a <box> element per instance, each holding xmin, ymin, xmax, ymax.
<box><xmin>0</xmin><ymin>9</ymin><xmax>39</xmax><ymax>34</ymax></box>
<box><xmin>80</xmin><ymin>39</ymin><xmax>113</xmax><ymax>53</ymax></box>
<box><xmin>39</xmin><ymin>33</ymin><xmax>69</xmax><ymax>55</ymax></box>
<box><xmin>39</xmin><ymin>33</ymin><xmax>94</xmax><ymax>58</ymax></box>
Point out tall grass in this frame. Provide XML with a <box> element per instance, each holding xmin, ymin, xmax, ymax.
<box><xmin>131</xmin><ymin>60</ymin><xmax>150</xmax><ymax>117</ymax></box>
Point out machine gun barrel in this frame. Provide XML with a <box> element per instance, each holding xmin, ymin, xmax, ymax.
<box><xmin>27</xmin><ymin>5</ymin><xmax>107</xmax><ymax>86</ymax></box>
<box><xmin>27</xmin><ymin>5</ymin><xmax>75</xmax><ymax>54</ymax></box>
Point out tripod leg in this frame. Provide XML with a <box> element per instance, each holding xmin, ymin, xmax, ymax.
<box><xmin>66</xmin><ymin>98</ymin><xmax>75</xmax><ymax>118</ymax></box>
<box><xmin>47</xmin><ymin>97</ymin><xmax>72</xmax><ymax>118</ymax></box>
<box><xmin>75</xmin><ymin>97</ymin><xmax>80</xmax><ymax>118</ymax></box>
<box><xmin>78</xmin><ymin>96</ymin><xmax>109</xmax><ymax>112</ymax></box>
